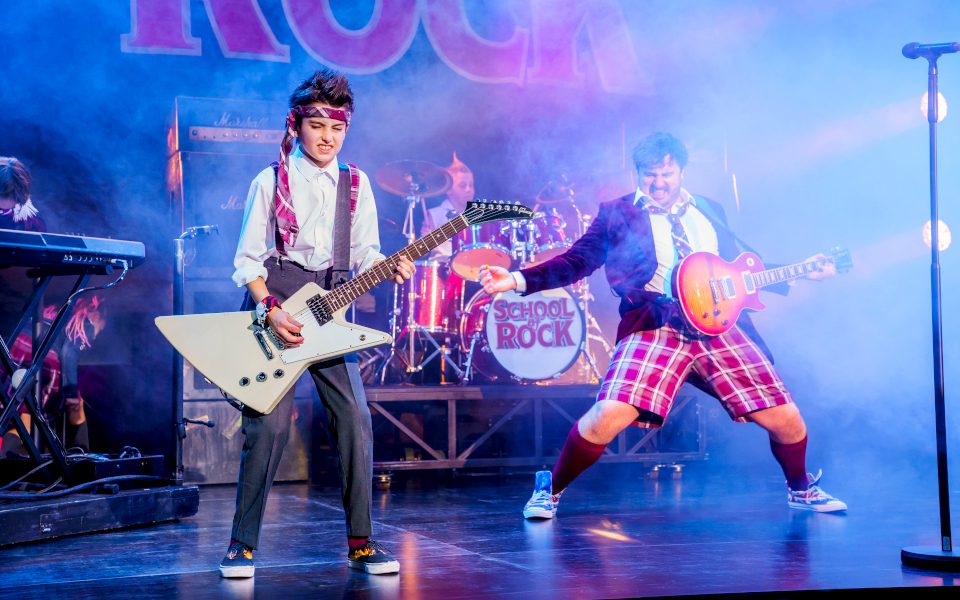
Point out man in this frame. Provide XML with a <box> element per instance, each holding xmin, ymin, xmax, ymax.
<box><xmin>480</xmin><ymin>132</ymin><xmax>846</xmax><ymax>519</ymax></box>
<box><xmin>224</xmin><ymin>69</ymin><xmax>415</xmax><ymax>578</ymax></box>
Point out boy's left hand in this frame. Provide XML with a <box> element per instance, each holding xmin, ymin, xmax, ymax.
<box><xmin>379</xmin><ymin>256</ymin><xmax>415</xmax><ymax>284</ymax></box>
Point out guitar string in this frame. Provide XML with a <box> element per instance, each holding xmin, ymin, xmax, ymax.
<box><xmin>320</xmin><ymin>203</ymin><xmax>531</xmax><ymax>312</ymax></box>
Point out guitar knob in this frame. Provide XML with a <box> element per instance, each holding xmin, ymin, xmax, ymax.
<box><xmin>256</xmin><ymin>372</ymin><xmax>267</xmax><ymax>382</ymax></box>
<box><xmin>722</xmin><ymin>319</ymin><xmax>729</xmax><ymax>325</ymax></box>
<box><xmin>713</xmin><ymin>309</ymin><xmax>721</xmax><ymax>316</ymax></box>
<box><xmin>701</xmin><ymin>312</ymin><xmax>709</xmax><ymax>319</ymax></box>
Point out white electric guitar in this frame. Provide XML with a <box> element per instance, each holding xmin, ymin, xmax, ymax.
<box><xmin>155</xmin><ymin>201</ymin><xmax>534</xmax><ymax>414</ymax></box>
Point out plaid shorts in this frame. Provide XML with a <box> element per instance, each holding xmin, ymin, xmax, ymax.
<box><xmin>597</xmin><ymin>324</ymin><xmax>793</xmax><ymax>427</ymax></box>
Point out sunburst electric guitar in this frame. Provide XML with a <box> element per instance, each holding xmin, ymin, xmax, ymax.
<box><xmin>674</xmin><ymin>247</ymin><xmax>852</xmax><ymax>336</ymax></box>
<box><xmin>156</xmin><ymin>201</ymin><xmax>534</xmax><ymax>414</ymax></box>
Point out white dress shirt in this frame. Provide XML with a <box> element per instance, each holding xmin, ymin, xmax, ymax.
<box><xmin>634</xmin><ymin>188</ymin><xmax>718</xmax><ymax>296</ymax></box>
<box><xmin>232</xmin><ymin>146</ymin><xmax>385</xmax><ymax>287</ymax></box>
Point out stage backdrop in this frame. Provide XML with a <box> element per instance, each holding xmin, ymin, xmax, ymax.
<box><xmin>2</xmin><ymin>0</ymin><xmax>959</xmax><ymax>475</ymax></box>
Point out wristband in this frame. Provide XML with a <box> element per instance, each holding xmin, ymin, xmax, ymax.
<box><xmin>256</xmin><ymin>295</ymin><xmax>282</xmax><ymax>325</ymax></box>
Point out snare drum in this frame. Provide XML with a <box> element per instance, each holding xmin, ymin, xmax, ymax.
<box><xmin>524</xmin><ymin>209</ymin><xmax>570</xmax><ymax>267</ymax></box>
<box><xmin>400</xmin><ymin>260</ymin><xmax>463</xmax><ymax>335</ymax></box>
<box><xmin>450</xmin><ymin>222</ymin><xmax>512</xmax><ymax>281</ymax></box>
<box><xmin>459</xmin><ymin>287</ymin><xmax>584</xmax><ymax>381</ymax></box>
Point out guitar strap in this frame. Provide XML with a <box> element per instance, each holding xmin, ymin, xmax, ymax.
<box><xmin>325</xmin><ymin>163</ymin><xmax>359</xmax><ymax>290</ymax></box>
<box><xmin>691</xmin><ymin>195</ymin><xmax>761</xmax><ymax>257</ymax></box>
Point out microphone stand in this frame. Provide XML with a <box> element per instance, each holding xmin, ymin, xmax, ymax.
<box><xmin>901</xmin><ymin>44</ymin><xmax>960</xmax><ymax>570</ymax></box>
<box><xmin>172</xmin><ymin>225</ymin><xmax>218</xmax><ymax>484</ymax></box>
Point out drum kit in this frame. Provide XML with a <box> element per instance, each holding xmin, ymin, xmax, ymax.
<box><xmin>371</xmin><ymin>160</ymin><xmax>612</xmax><ymax>385</ymax></box>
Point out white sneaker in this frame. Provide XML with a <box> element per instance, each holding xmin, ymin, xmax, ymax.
<box><xmin>523</xmin><ymin>471</ymin><xmax>560</xmax><ymax>519</ymax></box>
<box><xmin>787</xmin><ymin>470</ymin><xmax>847</xmax><ymax>513</ymax></box>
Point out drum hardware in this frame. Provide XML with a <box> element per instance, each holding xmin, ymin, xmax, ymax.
<box><xmin>369</xmin><ymin>167</ymin><xmax>613</xmax><ymax>385</ymax></box>
<box><xmin>459</xmin><ymin>182</ymin><xmax>610</xmax><ymax>385</ymax></box>
<box><xmin>375</xmin><ymin>161</ymin><xmax>462</xmax><ymax>383</ymax></box>
<box><xmin>562</xmin><ymin>201</ymin><xmax>610</xmax><ymax>381</ymax></box>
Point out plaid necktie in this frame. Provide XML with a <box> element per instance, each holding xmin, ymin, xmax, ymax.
<box><xmin>646</xmin><ymin>201</ymin><xmax>693</xmax><ymax>258</ymax></box>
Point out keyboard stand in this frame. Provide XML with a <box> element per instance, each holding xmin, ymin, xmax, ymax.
<box><xmin>0</xmin><ymin>271</ymin><xmax>91</xmax><ymax>482</ymax></box>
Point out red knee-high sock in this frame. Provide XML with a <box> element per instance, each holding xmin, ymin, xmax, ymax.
<box><xmin>348</xmin><ymin>536</ymin><xmax>369</xmax><ymax>550</ymax></box>
<box><xmin>552</xmin><ymin>422</ymin><xmax>607</xmax><ymax>494</ymax></box>
<box><xmin>770</xmin><ymin>435</ymin><xmax>808</xmax><ymax>491</ymax></box>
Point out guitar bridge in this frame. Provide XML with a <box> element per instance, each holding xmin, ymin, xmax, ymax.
<box><xmin>253</xmin><ymin>327</ymin><xmax>274</xmax><ymax>360</ymax></box>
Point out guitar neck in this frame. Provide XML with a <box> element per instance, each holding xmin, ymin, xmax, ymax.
<box><xmin>751</xmin><ymin>257</ymin><xmax>834</xmax><ymax>288</ymax></box>
<box><xmin>315</xmin><ymin>215</ymin><xmax>470</xmax><ymax>314</ymax></box>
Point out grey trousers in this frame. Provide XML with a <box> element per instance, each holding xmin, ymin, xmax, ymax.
<box><xmin>230</xmin><ymin>257</ymin><xmax>374</xmax><ymax>549</ymax></box>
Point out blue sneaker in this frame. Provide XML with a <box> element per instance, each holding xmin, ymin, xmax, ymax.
<box><xmin>523</xmin><ymin>470</ymin><xmax>560</xmax><ymax>519</ymax></box>
<box><xmin>787</xmin><ymin>470</ymin><xmax>847</xmax><ymax>513</ymax></box>
<box><xmin>219</xmin><ymin>540</ymin><xmax>255</xmax><ymax>578</ymax></box>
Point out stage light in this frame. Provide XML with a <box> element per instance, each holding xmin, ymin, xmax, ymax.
<box><xmin>920</xmin><ymin>91</ymin><xmax>948</xmax><ymax>122</ymax></box>
<box><xmin>923</xmin><ymin>219</ymin><xmax>952</xmax><ymax>251</ymax></box>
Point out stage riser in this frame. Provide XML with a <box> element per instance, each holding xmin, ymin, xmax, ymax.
<box><xmin>179</xmin><ymin>386</ymin><xmax>705</xmax><ymax>482</ymax></box>
<box><xmin>0</xmin><ymin>486</ymin><xmax>199</xmax><ymax>546</ymax></box>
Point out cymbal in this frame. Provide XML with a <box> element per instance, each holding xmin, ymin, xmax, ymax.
<box><xmin>376</xmin><ymin>160</ymin><xmax>451</xmax><ymax>198</ymax></box>
<box><xmin>535</xmin><ymin>178</ymin><xmax>575</xmax><ymax>205</ymax></box>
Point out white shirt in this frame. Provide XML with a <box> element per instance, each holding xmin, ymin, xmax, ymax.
<box><xmin>634</xmin><ymin>188</ymin><xmax>718</xmax><ymax>296</ymax></box>
<box><xmin>232</xmin><ymin>146</ymin><xmax>384</xmax><ymax>287</ymax></box>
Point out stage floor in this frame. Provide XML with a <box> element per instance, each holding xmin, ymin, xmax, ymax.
<box><xmin>0</xmin><ymin>463</ymin><xmax>956</xmax><ymax>599</ymax></box>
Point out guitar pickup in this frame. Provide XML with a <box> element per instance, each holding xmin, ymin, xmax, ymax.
<box><xmin>719</xmin><ymin>277</ymin><xmax>737</xmax><ymax>299</ymax></box>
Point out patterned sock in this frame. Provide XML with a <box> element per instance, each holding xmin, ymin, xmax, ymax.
<box><xmin>552</xmin><ymin>422</ymin><xmax>607</xmax><ymax>494</ymax></box>
<box><xmin>770</xmin><ymin>435</ymin><xmax>809</xmax><ymax>491</ymax></box>
<box><xmin>348</xmin><ymin>536</ymin><xmax>369</xmax><ymax>551</ymax></box>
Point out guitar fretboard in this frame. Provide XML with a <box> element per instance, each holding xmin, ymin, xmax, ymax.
<box><xmin>306</xmin><ymin>216</ymin><xmax>470</xmax><ymax>321</ymax></box>
<box><xmin>752</xmin><ymin>257</ymin><xmax>835</xmax><ymax>288</ymax></box>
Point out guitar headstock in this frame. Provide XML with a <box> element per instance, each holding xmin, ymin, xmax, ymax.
<box><xmin>829</xmin><ymin>246</ymin><xmax>853</xmax><ymax>273</ymax></box>
<box><xmin>463</xmin><ymin>200</ymin><xmax>534</xmax><ymax>225</ymax></box>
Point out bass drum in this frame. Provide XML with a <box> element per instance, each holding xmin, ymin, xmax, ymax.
<box><xmin>459</xmin><ymin>288</ymin><xmax>584</xmax><ymax>382</ymax></box>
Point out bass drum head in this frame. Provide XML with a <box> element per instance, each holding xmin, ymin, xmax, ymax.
<box><xmin>460</xmin><ymin>287</ymin><xmax>584</xmax><ymax>381</ymax></box>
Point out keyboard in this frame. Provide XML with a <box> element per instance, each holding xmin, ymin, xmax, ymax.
<box><xmin>0</xmin><ymin>229</ymin><xmax>146</xmax><ymax>274</ymax></box>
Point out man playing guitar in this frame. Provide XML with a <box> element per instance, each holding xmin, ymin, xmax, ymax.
<box><xmin>480</xmin><ymin>132</ymin><xmax>847</xmax><ymax>519</ymax></box>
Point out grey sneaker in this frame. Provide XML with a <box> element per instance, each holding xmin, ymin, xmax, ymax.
<box><xmin>219</xmin><ymin>540</ymin><xmax>255</xmax><ymax>578</ymax></box>
<box><xmin>787</xmin><ymin>470</ymin><xmax>847</xmax><ymax>513</ymax></box>
<box><xmin>523</xmin><ymin>470</ymin><xmax>560</xmax><ymax>519</ymax></box>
